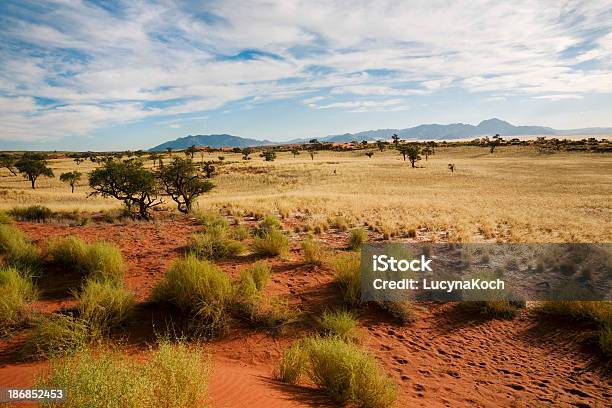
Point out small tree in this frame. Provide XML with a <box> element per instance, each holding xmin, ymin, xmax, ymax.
<box><xmin>89</xmin><ymin>160</ymin><xmax>161</xmax><ymax>219</ymax></box>
<box><xmin>202</xmin><ymin>162</ymin><xmax>216</xmax><ymax>178</ymax></box>
<box><xmin>399</xmin><ymin>145</ymin><xmax>421</xmax><ymax>168</ymax></box>
<box><xmin>391</xmin><ymin>134</ymin><xmax>400</xmax><ymax>148</ymax></box>
<box><xmin>309</xmin><ymin>149</ymin><xmax>317</xmax><ymax>160</ymax></box>
<box><xmin>184</xmin><ymin>145</ymin><xmax>197</xmax><ymax>159</ymax></box>
<box><xmin>15</xmin><ymin>152</ymin><xmax>54</xmax><ymax>189</ymax></box>
<box><xmin>0</xmin><ymin>154</ymin><xmax>17</xmax><ymax>175</ymax></box>
<box><xmin>218</xmin><ymin>156</ymin><xmax>225</xmax><ymax>162</ymax></box>
<box><xmin>291</xmin><ymin>148</ymin><xmax>300</xmax><ymax>158</ymax></box>
<box><xmin>158</xmin><ymin>157</ymin><xmax>214</xmax><ymax>213</ymax></box>
<box><xmin>73</xmin><ymin>157</ymin><xmax>83</xmax><ymax>166</ymax></box>
<box><xmin>376</xmin><ymin>140</ymin><xmax>385</xmax><ymax>152</ymax></box>
<box><xmin>166</xmin><ymin>147</ymin><xmax>173</xmax><ymax>156</ymax></box>
<box><xmin>232</xmin><ymin>147</ymin><xmax>242</xmax><ymax>154</ymax></box>
<box><xmin>242</xmin><ymin>148</ymin><xmax>252</xmax><ymax>160</ymax></box>
<box><xmin>422</xmin><ymin>146</ymin><xmax>433</xmax><ymax>161</ymax></box>
<box><xmin>60</xmin><ymin>171</ymin><xmax>82</xmax><ymax>193</ymax></box>
<box><xmin>365</xmin><ymin>151</ymin><xmax>374</xmax><ymax>158</ymax></box>
<box><xmin>448</xmin><ymin>164</ymin><xmax>455</xmax><ymax>173</ymax></box>
<box><xmin>489</xmin><ymin>134</ymin><xmax>503</xmax><ymax>153</ymax></box>
<box><xmin>261</xmin><ymin>150</ymin><xmax>276</xmax><ymax>161</ymax></box>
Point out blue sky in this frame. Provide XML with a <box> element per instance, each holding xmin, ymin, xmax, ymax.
<box><xmin>0</xmin><ymin>0</ymin><xmax>611</xmax><ymax>151</ymax></box>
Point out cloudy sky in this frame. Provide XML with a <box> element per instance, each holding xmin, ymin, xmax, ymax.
<box><xmin>1</xmin><ymin>0</ymin><xmax>611</xmax><ymax>150</ymax></box>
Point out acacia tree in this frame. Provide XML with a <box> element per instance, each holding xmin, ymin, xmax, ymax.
<box><xmin>376</xmin><ymin>140</ymin><xmax>385</xmax><ymax>152</ymax></box>
<box><xmin>489</xmin><ymin>134</ymin><xmax>503</xmax><ymax>153</ymax></box>
<box><xmin>242</xmin><ymin>148</ymin><xmax>252</xmax><ymax>160</ymax></box>
<box><xmin>0</xmin><ymin>154</ymin><xmax>17</xmax><ymax>175</ymax></box>
<box><xmin>422</xmin><ymin>146</ymin><xmax>433</xmax><ymax>161</ymax></box>
<box><xmin>15</xmin><ymin>152</ymin><xmax>54</xmax><ymax>189</ymax></box>
<box><xmin>291</xmin><ymin>148</ymin><xmax>300</xmax><ymax>157</ymax></box>
<box><xmin>89</xmin><ymin>160</ymin><xmax>161</xmax><ymax>219</ymax></box>
<box><xmin>60</xmin><ymin>171</ymin><xmax>82</xmax><ymax>193</ymax></box>
<box><xmin>391</xmin><ymin>134</ymin><xmax>400</xmax><ymax>148</ymax></box>
<box><xmin>202</xmin><ymin>161</ymin><xmax>216</xmax><ymax>178</ymax></box>
<box><xmin>405</xmin><ymin>146</ymin><xmax>421</xmax><ymax>168</ymax></box>
<box><xmin>365</xmin><ymin>151</ymin><xmax>374</xmax><ymax>158</ymax></box>
<box><xmin>158</xmin><ymin>157</ymin><xmax>214</xmax><ymax>213</ymax></box>
<box><xmin>261</xmin><ymin>150</ymin><xmax>276</xmax><ymax>161</ymax></box>
<box><xmin>184</xmin><ymin>145</ymin><xmax>197</xmax><ymax>159</ymax></box>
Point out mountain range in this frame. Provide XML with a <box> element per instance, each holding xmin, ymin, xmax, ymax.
<box><xmin>149</xmin><ymin>118</ymin><xmax>612</xmax><ymax>150</ymax></box>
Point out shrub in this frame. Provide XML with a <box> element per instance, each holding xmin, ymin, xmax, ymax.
<box><xmin>599</xmin><ymin>326</ymin><xmax>612</xmax><ymax>357</ymax></box>
<box><xmin>348</xmin><ymin>228</ymin><xmax>368</xmax><ymax>250</ymax></box>
<box><xmin>46</xmin><ymin>237</ymin><xmax>126</xmax><ymax>284</ymax></box>
<box><xmin>332</xmin><ymin>253</ymin><xmax>361</xmax><ymax>307</ymax></box>
<box><xmin>236</xmin><ymin>261</ymin><xmax>271</xmax><ymax>299</ymax></box>
<box><xmin>240</xmin><ymin>296</ymin><xmax>299</xmax><ymax>331</ymax></box>
<box><xmin>37</xmin><ymin>341</ymin><xmax>210</xmax><ymax>408</ymax></box>
<box><xmin>253</xmin><ymin>214</ymin><xmax>282</xmax><ymax>237</ymax></box>
<box><xmin>187</xmin><ymin>225</ymin><xmax>244</xmax><ymax>260</ymax></box>
<box><xmin>0</xmin><ymin>211</ymin><xmax>12</xmax><ymax>224</ymax></box>
<box><xmin>302</xmin><ymin>238</ymin><xmax>325</xmax><ymax>266</ymax></box>
<box><xmin>230</xmin><ymin>224</ymin><xmax>250</xmax><ymax>241</ymax></box>
<box><xmin>152</xmin><ymin>255</ymin><xmax>232</xmax><ymax>333</ymax></box>
<box><xmin>193</xmin><ymin>210</ymin><xmax>229</xmax><ymax>230</ymax></box>
<box><xmin>253</xmin><ymin>229</ymin><xmax>289</xmax><ymax>257</ymax></box>
<box><xmin>318</xmin><ymin>310</ymin><xmax>359</xmax><ymax>342</ymax></box>
<box><xmin>0</xmin><ymin>266</ymin><xmax>38</xmax><ymax>334</ymax></box>
<box><xmin>277</xmin><ymin>337</ymin><xmax>396</xmax><ymax>408</ymax></box>
<box><xmin>25</xmin><ymin>314</ymin><xmax>89</xmax><ymax>358</ymax></box>
<box><xmin>75</xmin><ymin>279</ymin><xmax>134</xmax><ymax>336</ymax></box>
<box><xmin>377</xmin><ymin>301</ymin><xmax>418</xmax><ymax>324</ymax></box>
<box><xmin>0</xmin><ymin>224</ymin><xmax>41</xmax><ymax>269</ymax></box>
<box><xmin>9</xmin><ymin>205</ymin><xmax>53</xmax><ymax>222</ymax></box>
<box><xmin>537</xmin><ymin>301</ymin><xmax>611</xmax><ymax>325</ymax></box>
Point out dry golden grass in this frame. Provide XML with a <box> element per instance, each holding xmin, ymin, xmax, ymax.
<box><xmin>0</xmin><ymin>146</ymin><xmax>610</xmax><ymax>242</ymax></box>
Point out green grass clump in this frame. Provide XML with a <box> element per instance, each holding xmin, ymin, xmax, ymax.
<box><xmin>46</xmin><ymin>236</ymin><xmax>126</xmax><ymax>283</ymax></box>
<box><xmin>377</xmin><ymin>301</ymin><xmax>418</xmax><ymax>324</ymax></box>
<box><xmin>193</xmin><ymin>210</ymin><xmax>229</xmax><ymax>230</ymax></box>
<box><xmin>302</xmin><ymin>238</ymin><xmax>325</xmax><ymax>266</ymax></box>
<box><xmin>25</xmin><ymin>314</ymin><xmax>89</xmax><ymax>358</ymax></box>
<box><xmin>318</xmin><ymin>310</ymin><xmax>359</xmax><ymax>342</ymax></box>
<box><xmin>74</xmin><ymin>279</ymin><xmax>134</xmax><ymax>336</ymax></box>
<box><xmin>37</xmin><ymin>340</ymin><xmax>210</xmax><ymax>408</ymax></box>
<box><xmin>253</xmin><ymin>229</ymin><xmax>289</xmax><ymax>257</ymax></box>
<box><xmin>241</xmin><ymin>296</ymin><xmax>299</xmax><ymax>331</ymax></box>
<box><xmin>236</xmin><ymin>261</ymin><xmax>271</xmax><ymax>299</ymax></box>
<box><xmin>187</xmin><ymin>225</ymin><xmax>244</xmax><ymax>260</ymax></box>
<box><xmin>599</xmin><ymin>326</ymin><xmax>612</xmax><ymax>357</ymax></box>
<box><xmin>9</xmin><ymin>205</ymin><xmax>53</xmax><ymax>222</ymax></box>
<box><xmin>537</xmin><ymin>301</ymin><xmax>611</xmax><ymax>325</ymax></box>
<box><xmin>0</xmin><ymin>211</ymin><xmax>13</xmax><ymax>224</ymax></box>
<box><xmin>253</xmin><ymin>214</ymin><xmax>282</xmax><ymax>237</ymax></box>
<box><xmin>277</xmin><ymin>336</ymin><xmax>396</xmax><ymax>408</ymax></box>
<box><xmin>0</xmin><ymin>266</ymin><xmax>38</xmax><ymax>334</ymax></box>
<box><xmin>0</xmin><ymin>224</ymin><xmax>41</xmax><ymax>269</ymax></box>
<box><xmin>332</xmin><ymin>252</ymin><xmax>361</xmax><ymax>307</ymax></box>
<box><xmin>348</xmin><ymin>228</ymin><xmax>368</xmax><ymax>250</ymax></box>
<box><xmin>152</xmin><ymin>254</ymin><xmax>232</xmax><ymax>333</ymax></box>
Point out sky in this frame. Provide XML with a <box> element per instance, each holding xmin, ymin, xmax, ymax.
<box><xmin>0</xmin><ymin>0</ymin><xmax>611</xmax><ymax>151</ymax></box>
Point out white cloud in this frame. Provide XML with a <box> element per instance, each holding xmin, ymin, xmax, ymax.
<box><xmin>532</xmin><ymin>94</ymin><xmax>585</xmax><ymax>101</ymax></box>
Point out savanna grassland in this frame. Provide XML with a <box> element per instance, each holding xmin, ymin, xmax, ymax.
<box><xmin>0</xmin><ymin>143</ymin><xmax>611</xmax><ymax>408</ymax></box>
<box><xmin>0</xmin><ymin>145</ymin><xmax>610</xmax><ymax>243</ymax></box>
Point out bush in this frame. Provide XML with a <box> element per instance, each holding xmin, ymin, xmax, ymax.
<box><xmin>0</xmin><ymin>211</ymin><xmax>13</xmax><ymax>224</ymax></box>
<box><xmin>46</xmin><ymin>237</ymin><xmax>126</xmax><ymax>284</ymax></box>
<box><xmin>302</xmin><ymin>238</ymin><xmax>324</xmax><ymax>266</ymax></box>
<box><xmin>193</xmin><ymin>210</ymin><xmax>229</xmax><ymax>230</ymax></box>
<box><xmin>253</xmin><ymin>229</ymin><xmax>289</xmax><ymax>257</ymax></box>
<box><xmin>0</xmin><ymin>224</ymin><xmax>41</xmax><ymax>269</ymax></box>
<box><xmin>37</xmin><ymin>341</ymin><xmax>210</xmax><ymax>408</ymax></box>
<box><xmin>152</xmin><ymin>255</ymin><xmax>232</xmax><ymax>333</ymax></box>
<box><xmin>240</xmin><ymin>296</ymin><xmax>299</xmax><ymax>331</ymax></box>
<box><xmin>537</xmin><ymin>301</ymin><xmax>611</xmax><ymax>326</ymax></box>
<box><xmin>332</xmin><ymin>253</ymin><xmax>361</xmax><ymax>307</ymax></box>
<box><xmin>236</xmin><ymin>261</ymin><xmax>271</xmax><ymax>299</ymax></box>
<box><xmin>348</xmin><ymin>228</ymin><xmax>368</xmax><ymax>250</ymax></box>
<box><xmin>9</xmin><ymin>205</ymin><xmax>53</xmax><ymax>222</ymax></box>
<box><xmin>599</xmin><ymin>326</ymin><xmax>612</xmax><ymax>357</ymax></box>
<box><xmin>377</xmin><ymin>301</ymin><xmax>418</xmax><ymax>324</ymax></box>
<box><xmin>187</xmin><ymin>225</ymin><xmax>244</xmax><ymax>260</ymax></box>
<box><xmin>25</xmin><ymin>314</ymin><xmax>89</xmax><ymax>358</ymax></box>
<box><xmin>277</xmin><ymin>337</ymin><xmax>396</xmax><ymax>408</ymax></box>
<box><xmin>75</xmin><ymin>279</ymin><xmax>134</xmax><ymax>336</ymax></box>
<box><xmin>318</xmin><ymin>310</ymin><xmax>359</xmax><ymax>342</ymax></box>
<box><xmin>0</xmin><ymin>266</ymin><xmax>38</xmax><ymax>334</ymax></box>
<box><xmin>253</xmin><ymin>214</ymin><xmax>281</xmax><ymax>237</ymax></box>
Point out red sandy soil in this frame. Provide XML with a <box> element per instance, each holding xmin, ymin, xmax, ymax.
<box><xmin>1</xmin><ymin>216</ymin><xmax>610</xmax><ymax>407</ymax></box>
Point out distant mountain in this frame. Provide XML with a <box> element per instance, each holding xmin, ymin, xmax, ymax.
<box><xmin>149</xmin><ymin>134</ymin><xmax>274</xmax><ymax>151</ymax></box>
<box><xmin>150</xmin><ymin>119</ymin><xmax>612</xmax><ymax>150</ymax></box>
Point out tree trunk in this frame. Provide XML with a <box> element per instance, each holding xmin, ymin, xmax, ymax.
<box><xmin>30</xmin><ymin>178</ymin><xmax>35</xmax><ymax>189</ymax></box>
<box><xmin>71</xmin><ymin>184</ymin><xmax>75</xmax><ymax>193</ymax></box>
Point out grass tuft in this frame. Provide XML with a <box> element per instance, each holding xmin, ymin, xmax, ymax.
<box><xmin>348</xmin><ymin>228</ymin><xmax>368</xmax><ymax>250</ymax></box>
<box><xmin>0</xmin><ymin>266</ymin><xmax>38</xmax><ymax>334</ymax></box>
<box><xmin>318</xmin><ymin>310</ymin><xmax>359</xmax><ymax>342</ymax></box>
<box><xmin>25</xmin><ymin>314</ymin><xmax>89</xmax><ymax>358</ymax></box>
<box><xmin>187</xmin><ymin>225</ymin><xmax>244</xmax><ymax>260</ymax></box>
<box><xmin>9</xmin><ymin>205</ymin><xmax>53</xmax><ymax>222</ymax></box>
<box><xmin>331</xmin><ymin>252</ymin><xmax>361</xmax><ymax>307</ymax></box>
<box><xmin>277</xmin><ymin>336</ymin><xmax>396</xmax><ymax>408</ymax></box>
<box><xmin>37</xmin><ymin>340</ymin><xmax>210</xmax><ymax>408</ymax></box>
<box><xmin>236</xmin><ymin>261</ymin><xmax>271</xmax><ymax>299</ymax></box>
<box><xmin>253</xmin><ymin>229</ymin><xmax>289</xmax><ymax>257</ymax></box>
<box><xmin>0</xmin><ymin>224</ymin><xmax>41</xmax><ymax>269</ymax></box>
<box><xmin>302</xmin><ymin>238</ymin><xmax>325</xmax><ymax>266</ymax></box>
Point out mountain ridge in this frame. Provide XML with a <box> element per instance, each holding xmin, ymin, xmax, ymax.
<box><xmin>149</xmin><ymin>118</ymin><xmax>612</xmax><ymax>150</ymax></box>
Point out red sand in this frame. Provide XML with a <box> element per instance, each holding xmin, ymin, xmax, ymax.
<box><xmin>1</xmin><ymin>218</ymin><xmax>609</xmax><ymax>407</ymax></box>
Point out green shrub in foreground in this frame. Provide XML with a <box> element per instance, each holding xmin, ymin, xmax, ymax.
<box><xmin>253</xmin><ymin>229</ymin><xmax>289</xmax><ymax>257</ymax></box>
<box><xmin>0</xmin><ymin>224</ymin><xmax>41</xmax><ymax>269</ymax></box>
<box><xmin>38</xmin><ymin>341</ymin><xmax>210</xmax><ymax>408</ymax></box>
<box><xmin>152</xmin><ymin>255</ymin><xmax>232</xmax><ymax>333</ymax></box>
<box><xmin>75</xmin><ymin>278</ymin><xmax>134</xmax><ymax>336</ymax></box>
<box><xmin>331</xmin><ymin>252</ymin><xmax>361</xmax><ymax>307</ymax></box>
<box><xmin>47</xmin><ymin>236</ymin><xmax>126</xmax><ymax>283</ymax></box>
<box><xmin>348</xmin><ymin>228</ymin><xmax>368</xmax><ymax>250</ymax></box>
<box><xmin>277</xmin><ymin>336</ymin><xmax>396</xmax><ymax>408</ymax></box>
<box><xmin>25</xmin><ymin>314</ymin><xmax>89</xmax><ymax>358</ymax></box>
<box><xmin>236</xmin><ymin>261</ymin><xmax>271</xmax><ymax>299</ymax></box>
<box><xmin>0</xmin><ymin>266</ymin><xmax>38</xmax><ymax>334</ymax></box>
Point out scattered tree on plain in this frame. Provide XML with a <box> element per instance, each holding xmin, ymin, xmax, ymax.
<box><xmin>184</xmin><ymin>145</ymin><xmax>198</xmax><ymax>159</ymax></box>
<box><xmin>158</xmin><ymin>157</ymin><xmax>214</xmax><ymax>213</ymax></box>
<box><xmin>448</xmin><ymin>163</ymin><xmax>455</xmax><ymax>173</ymax></box>
<box><xmin>392</xmin><ymin>134</ymin><xmax>400</xmax><ymax>148</ymax></box>
<box><xmin>261</xmin><ymin>150</ymin><xmax>276</xmax><ymax>161</ymax></box>
<box><xmin>60</xmin><ymin>171</ymin><xmax>82</xmax><ymax>193</ymax></box>
<box><xmin>291</xmin><ymin>148</ymin><xmax>300</xmax><ymax>157</ymax></box>
<box><xmin>15</xmin><ymin>152</ymin><xmax>54</xmax><ymax>189</ymax></box>
<box><xmin>242</xmin><ymin>148</ymin><xmax>252</xmax><ymax>160</ymax></box>
<box><xmin>202</xmin><ymin>162</ymin><xmax>216</xmax><ymax>178</ymax></box>
<box><xmin>0</xmin><ymin>154</ymin><xmax>17</xmax><ymax>176</ymax></box>
<box><xmin>365</xmin><ymin>152</ymin><xmax>374</xmax><ymax>158</ymax></box>
<box><xmin>376</xmin><ymin>140</ymin><xmax>385</xmax><ymax>152</ymax></box>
